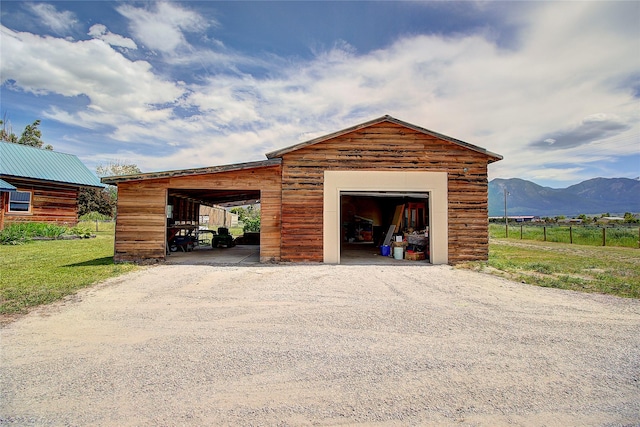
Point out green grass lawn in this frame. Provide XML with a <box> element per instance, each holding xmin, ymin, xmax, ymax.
<box><xmin>462</xmin><ymin>238</ymin><xmax>640</xmax><ymax>298</ymax></box>
<box><xmin>0</xmin><ymin>230</ymin><xmax>138</xmax><ymax>316</ymax></box>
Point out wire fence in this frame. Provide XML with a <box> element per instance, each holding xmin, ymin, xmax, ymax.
<box><xmin>489</xmin><ymin>223</ymin><xmax>640</xmax><ymax>248</ymax></box>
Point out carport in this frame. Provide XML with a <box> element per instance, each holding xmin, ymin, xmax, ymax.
<box><xmin>103</xmin><ymin>159</ymin><xmax>282</xmax><ymax>263</ymax></box>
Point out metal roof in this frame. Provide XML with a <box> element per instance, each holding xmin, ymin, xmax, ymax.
<box><xmin>265</xmin><ymin>115</ymin><xmax>503</xmax><ymax>163</ymax></box>
<box><xmin>0</xmin><ymin>141</ymin><xmax>103</xmax><ymax>187</ymax></box>
<box><xmin>0</xmin><ymin>178</ymin><xmax>17</xmax><ymax>192</ymax></box>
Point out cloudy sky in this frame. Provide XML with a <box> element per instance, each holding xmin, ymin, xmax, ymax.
<box><xmin>1</xmin><ymin>1</ymin><xmax>638</xmax><ymax>188</ymax></box>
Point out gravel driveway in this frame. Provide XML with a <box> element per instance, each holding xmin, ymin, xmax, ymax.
<box><xmin>1</xmin><ymin>265</ymin><xmax>639</xmax><ymax>426</ymax></box>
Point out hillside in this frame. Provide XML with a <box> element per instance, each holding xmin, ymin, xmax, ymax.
<box><xmin>488</xmin><ymin>177</ymin><xmax>640</xmax><ymax>216</ymax></box>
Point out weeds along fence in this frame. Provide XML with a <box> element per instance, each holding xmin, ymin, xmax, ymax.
<box><xmin>489</xmin><ymin>223</ymin><xmax>640</xmax><ymax>249</ymax></box>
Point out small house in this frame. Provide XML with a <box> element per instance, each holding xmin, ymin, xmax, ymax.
<box><xmin>0</xmin><ymin>142</ymin><xmax>103</xmax><ymax>230</ymax></box>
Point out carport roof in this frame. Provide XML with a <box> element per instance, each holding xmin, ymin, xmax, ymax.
<box><xmin>265</xmin><ymin>115</ymin><xmax>503</xmax><ymax>162</ymax></box>
<box><xmin>101</xmin><ymin>158</ymin><xmax>281</xmax><ymax>184</ymax></box>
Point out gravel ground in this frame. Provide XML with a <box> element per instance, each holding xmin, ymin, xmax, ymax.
<box><xmin>1</xmin><ymin>264</ymin><xmax>639</xmax><ymax>426</ymax></box>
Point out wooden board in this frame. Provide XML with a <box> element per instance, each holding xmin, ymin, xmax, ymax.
<box><xmin>381</xmin><ymin>224</ymin><xmax>396</xmax><ymax>247</ymax></box>
<box><xmin>391</xmin><ymin>204</ymin><xmax>404</xmax><ymax>233</ymax></box>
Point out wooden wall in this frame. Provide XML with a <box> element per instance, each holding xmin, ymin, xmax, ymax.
<box><xmin>113</xmin><ymin>165</ymin><xmax>281</xmax><ymax>263</ymax></box>
<box><xmin>115</xmin><ymin>180</ymin><xmax>168</xmax><ymax>261</ymax></box>
<box><xmin>2</xmin><ymin>178</ymin><xmax>80</xmax><ymax>226</ymax></box>
<box><xmin>280</xmin><ymin>122</ymin><xmax>493</xmax><ymax>264</ymax></box>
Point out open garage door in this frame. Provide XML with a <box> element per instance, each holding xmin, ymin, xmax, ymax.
<box><xmin>323</xmin><ymin>171</ymin><xmax>448</xmax><ymax>265</ymax></box>
<box><xmin>340</xmin><ymin>192</ymin><xmax>431</xmax><ymax>264</ymax></box>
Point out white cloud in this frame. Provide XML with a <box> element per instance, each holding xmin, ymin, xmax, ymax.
<box><xmin>2</xmin><ymin>2</ymin><xmax>638</xmax><ymax>185</ymax></box>
<box><xmin>88</xmin><ymin>24</ymin><xmax>137</xmax><ymax>50</ymax></box>
<box><xmin>27</xmin><ymin>3</ymin><xmax>77</xmax><ymax>34</ymax></box>
<box><xmin>116</xmin><ymin>2</ymin><xmax>211</xmax><ymax>55</ymax></box>
<box><xmin>1</xmin><ymin>25</ymin><xmax>184</xmax><ymax>139</ymax></box>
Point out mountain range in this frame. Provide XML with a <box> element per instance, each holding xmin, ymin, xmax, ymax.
<box><xmin>488</xmin><ymin>177</ymin><xmax>640</xmax><ymax>217</ymax></box>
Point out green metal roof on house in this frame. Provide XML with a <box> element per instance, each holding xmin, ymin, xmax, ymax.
<box><xmin>0</xmin><ymin>178</ymin><xmax>17</xmax><ymax>192</ymax></box>
<box><xmin>0</xmin><ymin>141</ymin><xmax>103</xmax><ymax>188</ymax></box>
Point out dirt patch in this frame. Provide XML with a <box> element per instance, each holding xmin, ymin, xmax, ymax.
<box><xmin>1</xmin><ymin>265</ymin><xmax>639</xmax><ymax>426</ymax></box>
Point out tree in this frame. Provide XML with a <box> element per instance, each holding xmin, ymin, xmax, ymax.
<box><xmin>78</xmin><ymin>161</ymin><xmax>141</xmax><ymax>219</ymax></box>
<box><xmin>96</xmin><ymin>162</ymin><xmax>142</xmax><ymax>178</ymax></box>
<box><xmin>78</xmin><ymin>186</ymin><xmax>114</xmax><ymax>217</ymax></box>
<box><xmin>623</xmin><ymin>212</ymin><xmax>637</xmax><ymax>224</ymax></box>
<box><xmin>0</xmin><ymin>118</ymin><xmax>17</xmax><ymax>142</ymax></box>
<box><xmin>1</xmin><ymin>118</ymin><xmax>52</xmax><ymax>149</ymax></box>
<box><xmin>230</xmin><ymin>205</ymin><xmax>261</xmax><ymax>232</ymax></box>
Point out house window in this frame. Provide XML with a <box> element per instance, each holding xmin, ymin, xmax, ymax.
<box><xmin>8</xmin><ymin>191</ymin><xmax>32</xmax><ymax>213</ymax></box>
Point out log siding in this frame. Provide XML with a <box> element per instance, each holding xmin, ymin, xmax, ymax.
<box><xmin>2</xmin><ymin>178</ymin><xmax>80</xmax><ymax>226</ymax></box>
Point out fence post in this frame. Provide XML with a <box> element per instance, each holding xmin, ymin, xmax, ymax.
<box><xmin>602</xmin><ymin>227</ymin><xmax>606</xmax><ymax>246</ymax></box>
<box><xmin>520</xmin><ymin>224</ymin><xmax>523</xmax><ymax>240</ymax></box>
<box><xmin>544</xmin><ymin>226</ymin><xmax>547</xmax><ymax>242</ymax></box>
<box><xmin>95</xmin><ymin>219</ymin><xmax>99</xmax><ymax>232</ymax></box>
<box><xmin>569</xmin><ymin>226</ymin><xmax>573</xmax><ymax>244</ymax></box>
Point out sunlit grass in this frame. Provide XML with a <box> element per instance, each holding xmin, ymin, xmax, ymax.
<box><xmin>0</xmin><ymin>230</ymin><xmax>138</xmax><ymax>315</ymax></box>
<box><xmin>462</xmin><ymin>238</ymin><xmax>640</xmax><ymax>298</ymax></box>
<box><xmin>489</xmin><ymin>223</ymin><xmax>640</xmax><ymax>248</ymax></box>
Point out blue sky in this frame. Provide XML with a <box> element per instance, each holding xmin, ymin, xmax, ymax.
<box><xmin>1</xmin><ymin>1</ymin><xmax>639</xmax><ymax>188</ymax></box>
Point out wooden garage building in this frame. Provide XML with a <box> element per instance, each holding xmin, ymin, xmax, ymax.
<box><xmin>103</xmin><ymin>116</ymin><xmax>502</xmax><ymax>264</ymax></box>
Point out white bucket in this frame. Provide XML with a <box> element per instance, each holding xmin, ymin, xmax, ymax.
<box><xmin>393</xmin><ymin>246</ymin><xmax>403</xmax><ymax>260</ymax></box>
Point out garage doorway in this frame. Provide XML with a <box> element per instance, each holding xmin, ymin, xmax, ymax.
<box><xmin>323</xmin><ymin>171</ymin><xmax>448</xmax><ymax>265</ymax></box>
<box><xmin>340</xmin><ymin>192</ymin><xmax>430</xmax><ymax>264</ymax></box>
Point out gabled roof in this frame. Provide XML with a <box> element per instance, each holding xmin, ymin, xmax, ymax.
<box><xmin>0</xmin><ymin>141</ymin><xmax>103</xmax><ymax>188</ymax></box>
<box><xmin>101</xmin><ymin>158</ymin><xmax>282</xmax><ymax>184</ymax></box>
<box><xmin>265</xmin><ymin>115</ymin><xmax>503</xmax><ymax>163</ymax></box>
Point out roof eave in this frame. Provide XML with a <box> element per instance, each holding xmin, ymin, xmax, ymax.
<box><xmin>0</xmin><ymin>174</ymin><xmax>104</xmax><ymax>188</ymax></box>
<box><xmin>265</xmin><ymin>115</ymin><xmax>503</xmax><ymax>162</ymax></box>
<box><xmin>101</xmin><ymin>158</ymin><xmax>282</xmax><ymax>185</ymax></box>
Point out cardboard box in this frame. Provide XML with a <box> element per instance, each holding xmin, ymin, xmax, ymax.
<box><xmin>405</xmin><ymin>251</ymin><xmax>425</xmax><ymax>261</ymax></box>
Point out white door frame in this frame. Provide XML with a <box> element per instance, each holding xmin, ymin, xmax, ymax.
<box><xmin>323</xmin><ymin>171</ymin><xmax>448</xmax><ymax>264</ymax></box>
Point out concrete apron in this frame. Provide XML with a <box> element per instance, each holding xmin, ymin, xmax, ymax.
<box><xmin>165</xmin><ymin>244</ymin><xmax>431</xmax><ymax>266</ymax></box>
<box><xmin>164</xmin><ymin>245</ymin><xmax>260</xmax><ymax>265</ymax></box>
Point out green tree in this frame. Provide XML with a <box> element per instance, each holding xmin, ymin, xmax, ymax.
<box><xmin>78</xmin><ymin>161</ymin><xmax>142</xmax><ymax>218</ymax></box>
<box><xmin>87</xmin><ymin>161</ymin><xmax>142</xmax><ymax>216</ymax></box>
<box><xmin>623</xmin><ymin>212</ymin><xmax>637</xmax><ymax>223</ymax></box>
<box><xmin>1</xmin><ymin>118</ymin><xmax>52</xmax><ymax>149</ymax></box>
<box><xmin>78</xmin><ymin>187</ymin><xmax>114</xmax><ymax>218</ymax></box>
<box><xmin>230</xmin><ymin>205</ymin><xmax>261</xmax><ymax>232</ymax></box>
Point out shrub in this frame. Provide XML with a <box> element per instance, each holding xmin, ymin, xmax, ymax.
<box><xmin>68</xmin><ymin>226</ymin><xmax>93</xmax><ymax>238</ymax></box>
<box><xmin>0</xmin><ymin>222</ymin><xmax>69</xmax><ymax>245</ymax></box>
<box><xmin>0</xmin><ymin>225</ymin><xmax>30</xmax><ymax>245</ymax></box>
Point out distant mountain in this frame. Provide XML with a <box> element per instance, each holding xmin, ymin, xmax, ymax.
<box><xmin>488</xmin><ymin>177</ymin><xmax>640</xmax><ymax>216</ymax></box>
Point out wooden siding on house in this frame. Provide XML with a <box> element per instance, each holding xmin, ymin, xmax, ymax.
<box><xmin>280</xmin><ymin>122</ymin><xmax>493</xmax><ymax>264</ymax></box>
<box><xmin>113</xmin><ymin>165</ymin><xmax>282</xmax><ymax>263</ymax></box>
<box><xmin>2</xmin><ymin>178</ymin><xmax>80</xmax><ymax>226</ymax></box>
